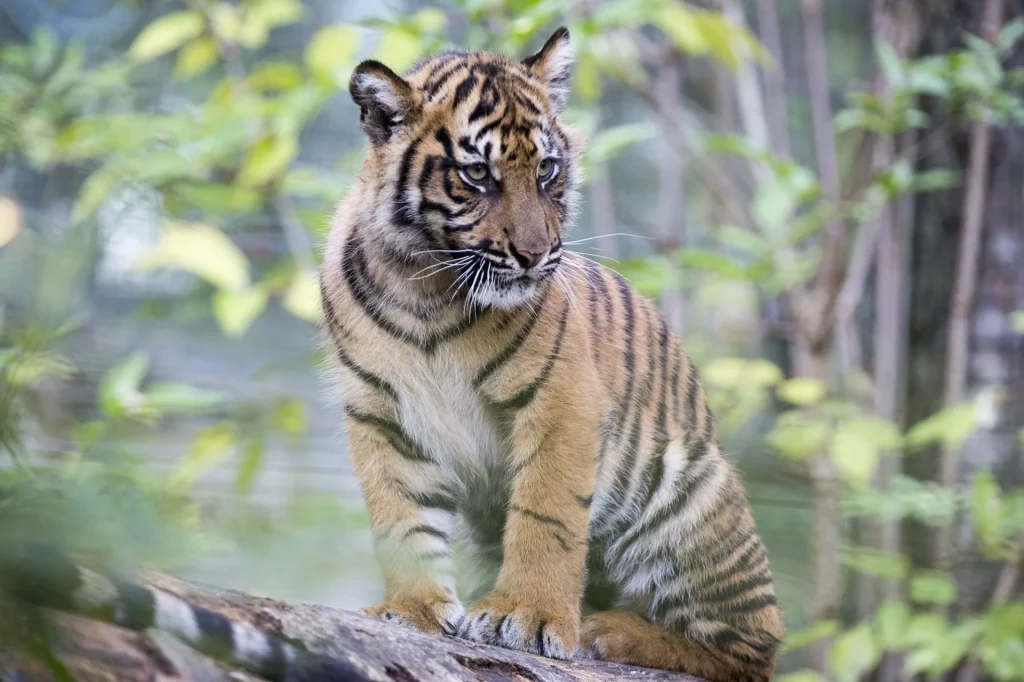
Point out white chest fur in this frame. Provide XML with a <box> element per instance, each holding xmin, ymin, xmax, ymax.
<box><xmin>394</xmin><ymin>350</ymin><xmax>502</xmax><ymax>481</ymax></box>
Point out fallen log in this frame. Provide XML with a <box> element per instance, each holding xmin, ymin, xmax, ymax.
<box><xmin>0</xmin><ymin>571</ymin><xmax>704</xmax><ymax>682</ymax></box>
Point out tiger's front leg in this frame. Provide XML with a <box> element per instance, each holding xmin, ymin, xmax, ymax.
<box><xmin>345</xmin><ymin>406</ymin><xmax>465</xmax><ymax>635</ymax></box>
<box><xmin>459</xmin><ymin>312</ymin><xmax>600</xmax><ymax>659</ymax></box>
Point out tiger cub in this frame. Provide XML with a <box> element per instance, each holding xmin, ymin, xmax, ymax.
<box><xmin>318</xmin><ymin>27</ymin><xmax>784</xmax><ymax>682</ymax></box>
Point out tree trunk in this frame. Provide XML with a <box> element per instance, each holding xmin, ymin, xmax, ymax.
<box><xmin>0</xmin><ymin>572</ymin><xmax>706</xmax><ymax>682</ymax></box>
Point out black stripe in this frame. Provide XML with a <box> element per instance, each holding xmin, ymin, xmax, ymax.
<box><xmin>632</xmin><ymin>438</ymin><xmax>669</xmax><ymax>517</ymax></box>
<box><xmin>670</xmin><ymin>351</ymin><xmax>681</xmax><ymax>429</ymax></box>
<box><xmin>193</xmin><ymin>605</ymin><xmax>236</xmax><ymax>659</ymax></box>
<box><xmin>408</xmin><ymin>489</ymin><xmax>459</xmax><ymax>513</ymax></box>
<box><xmin>553</xmin><ymin>534</ymin><xmax>570</xmax><ymax>552</ymax></box>
<box><xmin>320</xmin><ymin>288</ymin><xmax>399</xmax><ymax>401</ymax></box>
<box><xmin>702</xmin><ymin>572</ymin><xmax>774</xmax><ymax>604</ymax></box>
<box><xmin>708</xmin><ymin>592</ymin><xmax>778</xmax><ymax>616</ymax></box>
<box><xmin>612</xmin><ymin>275</ymin><xmax>636</xmax><ymax>438</ymax></box>
<box><xmin>602</xmin><ymin>414</ymin><xmax>643</xmax><ymax>525</ymax></box>
<box><xmin>493</xmin><ymin>299</ymin><xmax>569</xmax><ymax>410</ymax></box>
<box><xmin>576</xmin><ymin>494</ymin><xmax>593</xmax><ymax>508</ymax></box>
<box><xmin>111</xmin><ymin>578</ymin><xmax>157</xmax><ymax>631</ymax></box>
<box><xmin>617</xmin><ymin>461</ymin><xmax>714</xmax><ymax>554</ymax></box>
<box><xmin>511</xmin><ymin>505</ymin><xmax>569</xmax><ymax>533</ymax></box>
<box><xmin>655</xmin><ymin>318</ymin><xmax>671</xmax><ymax>438</ymax></box>
<box><xmin>435</xmin><ymin>127</ymin><xmax>456</xmax><ymax>159</ymax></box>
<box><xmin>342</xmin><ymin>239</ymin><xmax>420</xmax><ymax>346</ymax></box>
<box><xmin>585</xmin><ymin>259</ymin><xmax>602</xmax><ymax>363</ymax></box>
<box><xmin>473</xmin><ymin>287</ymin><xmax>549</xmax><ymax>388</ymax></box>
<box><xmin>475</xmin><ymin>120</ymin><xmax>500</xmax><ymax>143</ymax></box>
<box><xmin>452</xmin><ymin>73</ymin><xmax>478</xmax><ymax>108</ymax></box>
<box><xmin>345</xmin><ymin>406</ymin><xmax>433</xmax><ymax>464</ymax></box>
<box><xmin>425</xmin><ymin>64</ymin><xmax>467</xmax><ymax>98</ymax></box>
<box><xmin>403</xmin><ymin>525</ymin><xmax>450</xmax><ymax>541</ymax></box>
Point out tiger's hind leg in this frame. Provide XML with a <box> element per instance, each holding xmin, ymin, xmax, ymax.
<box><xmin>580</xmin><ymin>610</ymin><xmax>777</xmax><ymax>682</ymax></box>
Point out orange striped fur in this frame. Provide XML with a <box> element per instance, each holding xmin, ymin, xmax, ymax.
<box><xmin>318</xmin><ymin>28</ymin><xmax>783</xmax><ymax>681</ymax></box>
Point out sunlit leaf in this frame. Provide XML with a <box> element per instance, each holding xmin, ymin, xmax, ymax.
<box><xmin>840</xmin><ymin>547</ymin><xmax>908</xmax><ymax>580</ymax></box>
<box><xmin>904</xmin><ymin>402</ymin><xmax>977</xmax><ymax>450</ymax></box>
<box><xmin>98</xmin><ymin>351</ymin><xmax>150</xmax><ymax>420</ymax></box>
<box><xmin>174</xmin><ymin>36</ymin><xmax>218</xmax><ymax>79</ymax></box>
<box><xmin>703</xmin><ymin>357</ymin><xmax>782</xmax><ymax>388</ymax></box>
<box><xmin>129</xmin><ymin>11</ymin><xmax>205</xmax><ymax>63</ymax></box>
<box><xmin>767</xmin><ymin>415</ymin><xmax>830</xmax><ymax>460</ymax></box>
<box><xmin>272</xmin><ymin>396</ymin><xmax>309</xmax><ymax>436</ymax></box>
<box><xmin>305</xmin><ymin>24</ymin><xmax>361</xmax><ymax>84</ymax></box>
<box><xmin>246</xmin><ymin>0</ymin><xmax>304</xmax><ymax>31</ymax></box>
<box><xmin>876</xmin><ymin>40</ymin><xmax>905</xmax><ymax>89</ymax></box>
<box><xmin>776</xmin><ymin>377</ymin><xmax>826</xmax><ymax>406</ymax></box>
<box><xmin>574</xmin><ymin>51</ymin><xmax>602</xmax><ymax>103</ymax></box>
<box><xmin>774</xmin><ymin>672</ymin><xmax>826</xmax><ymax>682</ymax></box>
<box><xmin>168</xmin><ymin>422</ymin><xmax>236</xmax><ymax>492</ymax></box>
<box><xmin>829</xmin><ymin>624</ymin><xmax>880</xmax><ymax>682</ymax></box>
<box><xmin>971</xmin><ymin>469</ymin><xmax>1003</xmax><ymax>551</ymax></box>
<box><xmin>998</xmin><ymin>17</ymin><xmax>1024</xmax><ymax>55</ymax></box>
<box><xmin>0</xmin><ymin>196</ymin><xmax>22</xmax><ymax>248</ymax></box>
<box><xmin>912</xmin><ymin>168</ymin><xmax>961</xmax><ymax>193</ymax></box>
<box><xmin>677</xmin><ymin>248</ymin><xmax>748</xmax><ymax>280</ymax></box>
<box><xmin>412</xmin><ymin>8</ymin><xmax>447</xmax><ymax>33</ymax></box>
<box><xmin>910</xmin><ymin>571</ymin><xmax>957</xmax><ymax>605</ymax></box>
<box><xmin>247</xmin><ymin>61</ymin><xmax>304</xmax><ymax>91</ymax></box>
<box><xmin>3</xmin><ymin>350</ymin><xmax>76</xmax><ymax>388</ymax></box>
<box><xmin>657</xmin><ymin>4</ymin><xmax>708</xmax><ymax>55</ymax></box>
<box><xmin>144</xmin><ymin>382</ymin><xmax>226</xmax><ymax>414</ymax></box>
<box><xmin>282</xmin><ymin>270</ymin><xmax>321</xmax><ymax>324</ymax></box>
<box><xmin>842</xmin><ymin>416</ymin><xmax>903</xmax><ymax>451</ymax></box>
<box><xmin>210</xmin><ymin>4</ymin><xmax>243</xmax><ymax>42</ymax></box>
<box><xmin>874</xmin><ymin>600</ymin><xmax>910</xmax><ymax>650</ymax></box>
<box><xmin>781</xmin><ymin>619</ymin><xmax>840</xmax><ymax>654</ymax></box>
<box><xmin>236</xmin><ymin>430</ymin><xmax>265</xmax><ymax>493</ymax></box>
<box><xmin>374</xmin><ymin>27</ymin><xmax>423</xmax><ymax>73</ymax></box>
<box><xmin>588</xmin><ymin>123</ymin><xmax>655</xmax><ymax>164</ymax></box>
<box><xmin>213</xmin><ymin>287</ymin><xmax>268</xmax><ymax>338</ymax></box>
<box><xmin>831</xmin><ymin>424</ymin><xmax>880</xmax><ymax>489</ymax></box>
<box><xmin>239</xmin><ymin>132</ymin><xmax>298</xmax><ymax>187</ymax></box>
<box><xmin>135</xmin><ymin>221</ymin><xmax>251</xmax><ymax>292</ymax></box>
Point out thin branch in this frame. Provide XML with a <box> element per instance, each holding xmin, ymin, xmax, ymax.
<box><xmin>754</xmin><ymin>0</ymin><xmax>791</xmax><ymax>157</ymax></box>
<box><xmin>936</xmin><ymin>0</ymin><xmax>1004</xmax><ymax>576</ymax></box>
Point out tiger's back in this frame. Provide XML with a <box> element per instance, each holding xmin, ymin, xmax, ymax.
<box><xmin>319</xmin><ymin>27</ymin><xmax>783</xmax><ymax>682</ymax></box>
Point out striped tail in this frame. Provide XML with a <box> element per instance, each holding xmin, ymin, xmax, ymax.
<box><xmin>0</xmin><ymin>544</ymin><xmax>364</xmax><ymax>682</ymax></box>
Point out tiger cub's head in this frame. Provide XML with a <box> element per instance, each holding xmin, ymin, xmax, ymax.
<box><xmin>348</xmin><ymin>28</ymin><xmax>583</xmax><ymax>308</ymax></box>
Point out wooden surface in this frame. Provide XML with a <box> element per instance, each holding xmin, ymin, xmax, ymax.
<box><xmin>0</xmin><ymin>571</ymin><xmax>706</xmax><ymax>682</ymax></box>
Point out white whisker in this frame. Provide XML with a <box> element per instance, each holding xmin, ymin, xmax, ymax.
<box><xmin>563</xmin><ymin>233</ymin><xmax>654</xmax><ymax>245</ymax></box>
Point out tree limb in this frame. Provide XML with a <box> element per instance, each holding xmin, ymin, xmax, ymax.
<box><xmin>1</xmin><ymin>571</ymin><xmax>706</xmax><ymax>682</ymax></box>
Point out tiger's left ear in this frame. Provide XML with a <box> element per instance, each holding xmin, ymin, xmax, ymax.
<box><xmin>522</xmin><ymin>27</ymin><xmax>574</xmax><ymax>113</ymax></box>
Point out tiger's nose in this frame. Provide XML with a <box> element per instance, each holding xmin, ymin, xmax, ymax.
<box><xmin>509</xmin><ymin>243</ymin><xmax>545</xmax><ymax>269</ymax></box>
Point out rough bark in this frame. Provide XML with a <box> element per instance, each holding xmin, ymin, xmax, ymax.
<box><xmin>0</xmin><ymin>572</ymin><xmax>705</xmax><ymax>682</ymax></box>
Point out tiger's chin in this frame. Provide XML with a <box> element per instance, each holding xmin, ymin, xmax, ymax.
<box><xmin>469</xmin><ymin>278</ymin><xmax>543</xmax><ymax>310</ymax></box>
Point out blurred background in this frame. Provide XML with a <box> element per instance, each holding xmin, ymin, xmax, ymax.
<box><xmin>0</xmin><ymin>0</ymin><xmax>1022</xmax><ymax>680</ymax></box>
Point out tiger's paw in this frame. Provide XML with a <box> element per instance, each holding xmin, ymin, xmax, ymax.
<box><xmin>361</xmin><ymin>593</ymin><xmax>465</xmax><ymax>636</ymax></box>
<box><xmin>457</xmin><ymin>592</ymin><xmax>579</xmax><ymax>659</ymax></box>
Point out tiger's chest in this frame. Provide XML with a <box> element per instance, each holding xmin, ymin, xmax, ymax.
<box><xmin>392</xmin><ymin>350</ymin><xmax>503</xmax><ymax>480</ymax></box>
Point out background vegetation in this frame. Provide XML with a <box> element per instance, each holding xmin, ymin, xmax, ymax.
<box><xmin>1</xmin><ymin>0</ymin><xmax>1022</xmax><ymax>680</ymax></box>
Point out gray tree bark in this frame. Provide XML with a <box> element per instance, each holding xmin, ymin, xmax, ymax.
<box><xmin>0</xmin><ymin>572</ymin><xmax>705</xmax><ymax>682</ymax></box>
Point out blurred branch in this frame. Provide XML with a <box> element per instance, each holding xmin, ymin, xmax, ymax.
<box><xmin>936</xmin><ymin>0</ymin><xmax>1004</xmax><ymax>577</ymax></box>
<box><xmin>754</xmin><ymin>0</ymin><xmax>791</xmax><ymax>158</ymax></box>
<box><xmin>3</xmin><ymin>570</ymin><xmax>706</xmax><ymax>682</ymax></box>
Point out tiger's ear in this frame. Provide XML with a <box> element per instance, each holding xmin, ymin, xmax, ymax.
<box><xmin>349</xmin><ymin>60</ymin><xmax>419</xmax><ymax>145</ymax></box>
<box><xmin>522</xmin><ymin>27</ymin><xmax>574</xmax><ymax>112</ymax></box>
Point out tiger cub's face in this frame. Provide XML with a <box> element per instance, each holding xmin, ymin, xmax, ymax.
<box><xmin>348</xmin><ymin>28</ymin><xmax>582</xmax><ymax>309</ymax></box>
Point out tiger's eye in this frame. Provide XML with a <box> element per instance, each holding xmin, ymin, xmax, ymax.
<box><xmin>537</xmin><ymin>158</ymin><xmax>556</xmax><ymax>180</ymax></box>
<box><xmin>464</xmin><ymin>163</ymin><xmax>489</xmax><ymax>182</ymax></box>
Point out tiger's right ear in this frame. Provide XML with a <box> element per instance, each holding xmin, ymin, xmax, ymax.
<box><xmin>349</xmin><ymin>60</ymin><xmax>419</xmax><ymax>145</ymax></box>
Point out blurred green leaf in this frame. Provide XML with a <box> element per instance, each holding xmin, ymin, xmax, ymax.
<box><xmin>830</xmin><ymin>624</ymin><xmax>880</xmax><ymax>682</ymax></box>
<box><xmin>129</xmin><ymin>11</ymin><xmax>205</xmax><ymax>63</ymax></box>
<box><xmin>874</xmin><ymin>600</ymin><xmax>910</xmax><ymax>650</ymax></box>
<box><xmin>905</xmin><ymin>402</ymin><xmax>977</xmax><ymax>450</ymax></box>
<box><xmin>840</xmin><ymin>547</ymin><xmax>908</xmax><ymax>580</ymax></box>
<box><xmin>971</xmin><ymin>469</ymin><xmax>1003</xmax><ymax>552</ymax></box>
<box><xmin>239</xmin><ymin>132</ymin><xmax>298</xmax><ymax>187</ymax></box>
<box><xmin>588</xmin><ymin>123</ymin><xmax>655</xmax><ymax>165</ymax></box>
<box><xmin>842</xmin><ymin>416</ymin><xmax>903</xmax><ymax>451</ymax></box>
<box><xmin>677</xmin><ymin>249</ymin><xmax>748</xmax><ymax>280</ymax></box>
<box><xmin>767</xmin><ymin>413</ymin><xmax>831</xmax><ymax>460</ymax></box>
<box><xmin>831</xmin><ymin>424</ymin><xmax>880</xmax><ymax>489</ymax></box>
<box><xmin>136</xmin><ymin>222</ymin><xmax>251</xmax><ymax>292</ymax></box>
<box><xmin>781</xmin><ymin>619</ymin><xmax>840</xmax><ymax>654</ymax></box>
<box><xmin>775</xmin><ymin>672</ymin><xmax>826</xmax><ymax>682</ymax></box>
<box><xmin>213</xmin><ymin>287</ymin><xmax>268</xmax><ymax>338</ymax></box>
<box><xmin>236</xmin><ymin>430</ymin><xmax>266</xmax><ymax>493</ymax></box>
<box><xmin>168</xmin><ymin>422</ymin><xmax>236</xmax><ymax>492</ymax></box>
<box><xmin>375</xmin><ymin>27</ymin><xmax>424</xmax><ymax>73</ymax></box>
<box><xmin>1010</xmin><ymin>311</ymin><xmax>1024</xmax><ymax>334</ymax></box>
<box><xmin>145</xmin><ymin>382</ymin><xmax>226</xmax><ymax>414</ymax></box>
<box><xmin>910</xmin><ymin>571</ymin><xmax>957</xmax><ymax>606</ymax></box>
<box><xmin>412</xmin><ymin>8</ymin><xmax>447</xmax><ymax>34</ymax></box>
<box><xmin>998</xmin><ymin>18</ymin><xmax>1024</xmax><ymax>55</ymax></box>
<box><xmin>98</xmin><ymin>351</ymin><xmax>150</xmax><ymax>420</ymax></box>
<box><xmin>272</xmin><ymin>396</ymin><xmax>309</xmax><ymax>436</ymax></box>
<box><xmin>776</xmin><ymin>377</ymin><xmax>826</xmax><ymax>406</ymax></box>
<box><xmin>703</xmin><ymin>357</ymin><xmax>782</xmax><ymax>389</ymax></box>
<box><xmin>876</xmin><ymin>40</ymin><xmax>905</xmax><ymax>89</ymax></box>
<box><xmin>912</xmin><ymin>168</ymin><xmax>961</xmax><ymax>193</ymax></box>
<box><xmin>174</xmin><ymin>36</ymin><xmax>218</xmax><ymax>79</ymax></box>
<box><xmin>305</xmin><ymin>24</ymin><xmax>360</xmax><ymax>85</ymax></box>
<box><xmin>282</xmin><ymin>270</ymin><xmax>321</xmax><ymax>324</ymax></box>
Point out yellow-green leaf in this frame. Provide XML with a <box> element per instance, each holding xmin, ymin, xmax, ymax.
<box><xmin>905</xmin><ymin>402</ymin><xmax>977</xmax><ymax>450</ymax></box>
<box><xmin>658</xmin><ymin>4</ymin><xmax>708</xmax><ymax>54</ymax></box>
<box><xmin>1011</xmin><ymin>311</ymin><xmax>1024</xmax><ymax>334</ymax></box>
<box><xmin>210</xmin><ymin>4</ymin><xmax>243</xmax><ymax>42</ymax></box>
<box><xmin>73</xmin><ymin>169</ymin><xmax>119</xmax><ymax>221</ymax></box>
<box><xmin>169</xmin><ymin>422</ymin><xmax>236</xmax><ymax>492</ymax></box>
<box><xmin>213</xmin><ymin>287</ymin><xmax>268</xmax><ymax>338</ymax></box>
<box><xmin>831</xmin><ymin>424</ymin><xmax>880</xmax><ymax>489</ymax></box>
<box><xmin>970</xmin><ymin>469</ymin><xmax>1003</xmax><ymax>551</ymax></box>
<box><xmin>829</xmin><ymin>624</ymin><xmax>880</xmax><ymax>682</ymax></box>
<box><xmin>374</xmin><ymin>27</ymin><xmax>423</xmax><ymax>73</ymax></box>
<box><xmin>874</xmin><ymin>600</ymin><xmax>910</xmax><ymax>651</ymax></box>
<box><xmin>842</xmin><ymin>416</ymin><xmax>903</xmax><ymax>451</ymax></box>
<box><xmin>239</xmin><ymin>133</ymin><xmax>298</xmax><ymax>187</ymax></box>
<box><xmin>174</xmin><ymin>36</ymin><xmax>218</xmax><ymax>79</ymax></box>
<box><xmin>282</xmin><ymin>270</ymin><xmax>321</xmax><ymax>323</ymax></box>
<box><xmin>0</xmin><ymin>196</ymin><xmax>22</xmax><ymax>248</ymax></box>
<box><xmin>136</xmin><ymin>222</ymin><xmax>251</xmax><ymax>292</ymax></box>
<box><xmin>247</xmin><ymin>61</ymin><xmax>304</xmax><ymax>91</ymax></box>
<box><xmin>412</xmin><ymin>8</ymin><xmax>447</xmax><ymax>33</ymax></box>
<box><xmin>775</xmin><ymin>672</ymin><xmax>827</xmax><ymax>682</ymax></box>
<box><xmin>305</xmin><ymin>24</ymin><xmax>360</xmax><ymax>84</ymax></box>
<box><xmin>777</xmin><ymin>377</ymin><xmax>826</xmax><ymax>405</ymax></box>
<box><xmin>272</xmin><ymin>396</ymin><xmax>309</xmax><ymax>436</ymax></box>
<box><xmin>910</xmin><ymin>571</ymin><xmax>957</xmax><ymax>605</ymax></box>
<box><xmin>129</xmin><ymin>11</ymin><xmax>205</xmax><ymax>63</ymax></box>
<box><xmin>704</xmin><ymin>357</ymin><xmax>783</xmax><ymax>388</ymax></box>
<box><xmin>575</xmin><ymin>51</ymin><xmax>602</xmax><ymax>103</ymax></box>
<box><xmin>246</xmin><ymin>0</ymin><xmax>304</xmax><ymax>31</ymax></box>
